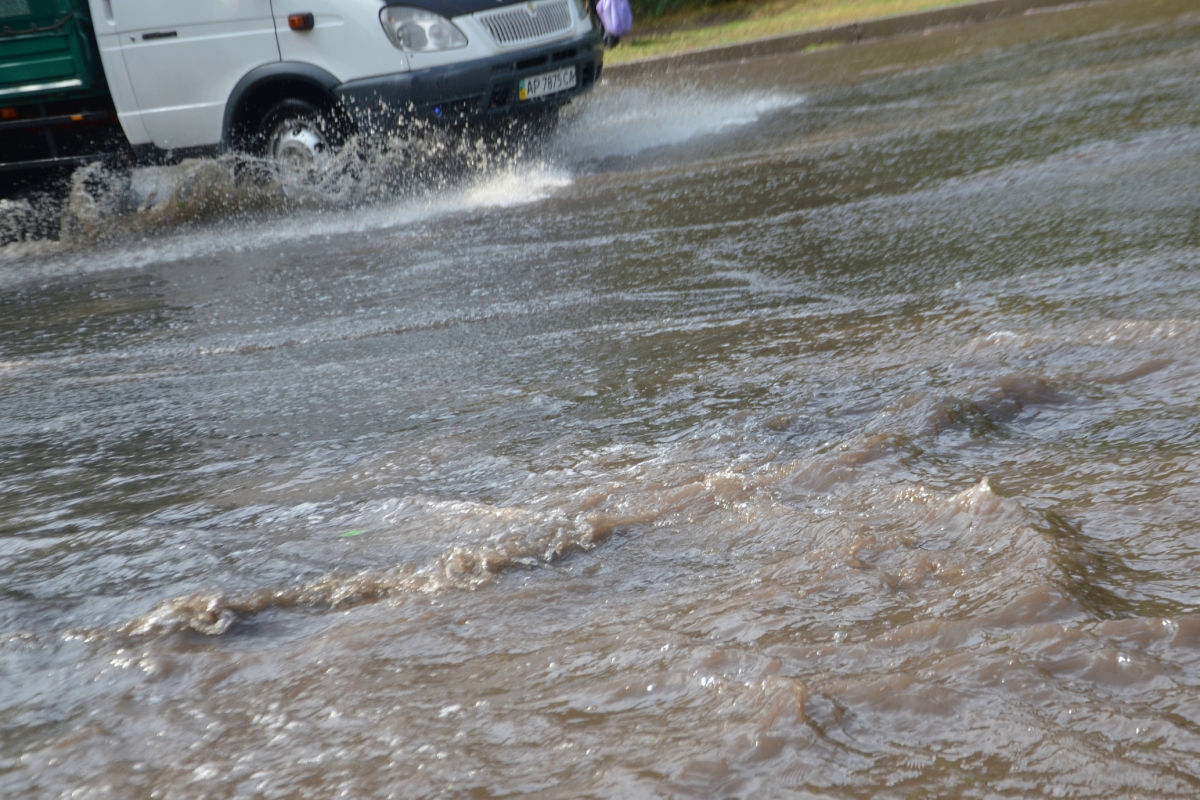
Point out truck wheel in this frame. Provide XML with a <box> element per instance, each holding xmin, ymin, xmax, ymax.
<box><xmin>254</xmin><ymin>98</ymin><xmax>357</xmax><ymax>202</ymax></box>
<box><xmin>496</xmin><ymin>106</ymin><xmax>560</xmax><ymax>152</ymax></box>
<box><xmin>524</xmin><ymin>106</ymin><xmax>562</xmax><ymax>139</ymax></box>
<box><xmin>257</xmin><ymin>98</ymin><xmax>337</xmax><ymax>166</ymax></box>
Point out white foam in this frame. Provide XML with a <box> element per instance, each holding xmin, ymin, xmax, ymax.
<box><xmin>460</xmin><ymin>164</ymin><xmax>572</xmax><ymax>208</ymax></box>
<box><xmin>558</xmin><ymin>86</ymin><xmax>805</xmax><ymax>160</ymax></box>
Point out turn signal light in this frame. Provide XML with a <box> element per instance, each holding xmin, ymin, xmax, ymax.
<box><xmin>1</xmin><ymin>107</ymin><xmax>17</xmax><ymax>120</ymax></box>
<box><xmin>288</xmin><ymin>12</ymin><xmax>315</xmax><ymax>31</ymax></box>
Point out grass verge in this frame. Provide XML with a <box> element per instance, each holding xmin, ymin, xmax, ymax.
<box><xmin>608</xmin><ymin>0</ymin><xmax>983</xmax><ymax>63</ymax></box>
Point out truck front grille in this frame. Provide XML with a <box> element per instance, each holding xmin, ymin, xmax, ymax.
<box><xmin>477</xmin><ymin>0</ymin><xmax>572</xmax><ymax>47</ymax></box>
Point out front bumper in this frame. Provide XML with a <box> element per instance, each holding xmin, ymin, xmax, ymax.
<box><xmin>334</xmin><ymin>30</ymin><xmax>602</xmax><ymax>127</ymax></box>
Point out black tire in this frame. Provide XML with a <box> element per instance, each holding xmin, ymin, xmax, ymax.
<box><xmin>255</xmin><ymin>98</ymin><xmax>340</xmax><ymax>165</ymax></box>
<box><xmin>251</xmin><ymin>98</ymin><xmax>359</xmax><ymax>202</ymax></box>
<box><xmin>482</xmin><ymin>106</ymin><xmax>562</xmax><ymax>157</ymax></box>
<box><xmin>522</xmin><ymin>105</ymin><xmax>562</xmax><ymax>140</ymax></box>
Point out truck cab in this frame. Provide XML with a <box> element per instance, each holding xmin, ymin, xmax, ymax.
<box><xmin>2</xmin><ymin>0</ymin><xmax>602</xmax><ymax>177</ymax></box>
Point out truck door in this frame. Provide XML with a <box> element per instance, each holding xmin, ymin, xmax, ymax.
<box><xmin>104</xmin><ymin>0</ymin><xmax>279</xmax><ymax>149</ymax></box>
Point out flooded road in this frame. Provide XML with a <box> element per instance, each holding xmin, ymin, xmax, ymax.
<box><xmin>3</xmin><ymin>0</ymin><xmax>1200</xmax><ymax>795</ymax></box>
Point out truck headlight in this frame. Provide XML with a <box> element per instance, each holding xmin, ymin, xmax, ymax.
<box><xmin>380</xmin><ymin>6</ymin><xmax>468</xmax><ymax>53</ymax></box>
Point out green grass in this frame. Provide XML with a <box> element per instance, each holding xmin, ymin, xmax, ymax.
<box><xmin>609</xmin><ymin>0</ymin><xmax>983</xmax><ymax>63</ymax></box>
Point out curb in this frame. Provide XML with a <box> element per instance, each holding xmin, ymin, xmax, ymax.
<box><xmin>605</xmin><ymin>0</ymin><xmax>1092</xmax><ymax>76</ymax></box>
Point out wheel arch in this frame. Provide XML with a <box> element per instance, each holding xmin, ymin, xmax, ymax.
<box><xmin>222</xmin><ymin>63</ymin><xmax>346</xmax><ymax>153</ymax></box>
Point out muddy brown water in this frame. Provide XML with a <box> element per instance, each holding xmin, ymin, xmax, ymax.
<box><xmin>2</xmin><ymin>0</ymin><xmax>1199</xmax><ymax>796</ymax></box>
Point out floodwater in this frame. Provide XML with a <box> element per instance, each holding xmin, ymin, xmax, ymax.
<box><xmin>2</xmin><ymin>0</ymin><xmax>1199</xmax><ymax>796</ymax></box>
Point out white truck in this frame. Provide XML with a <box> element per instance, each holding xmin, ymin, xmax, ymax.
<box><xmin>0</xmin><ymin>0</ymin><xmax>603</xmax><ymax>180</ymax></box>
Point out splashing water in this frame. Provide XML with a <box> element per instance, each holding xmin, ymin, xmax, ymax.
<box><xmin>0</xmin><ymin>86</ymin><xmax>803</xmax><ymax>283</ymax></box>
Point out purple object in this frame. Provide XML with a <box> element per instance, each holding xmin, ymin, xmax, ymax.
<box><xmin>596</xmin><ymin>0</ymin><xmax>633</xmax><ymax>38</ymax></box>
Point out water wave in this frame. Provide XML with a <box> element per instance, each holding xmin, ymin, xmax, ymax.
<box><xmin>112</xmin><ymin>442</ymin><xmax>1092</xmax><ymax>645</ymax></box>
<box><xmin>118</xmin><ymin>498</ymin><xmax>651</xmax><ymax>637</ymax></box>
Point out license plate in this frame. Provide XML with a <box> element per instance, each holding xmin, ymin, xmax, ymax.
<box><xmin>519</xmin><ymin>66</ymin><xmax>576</xmax><ymax>101</ymax></box>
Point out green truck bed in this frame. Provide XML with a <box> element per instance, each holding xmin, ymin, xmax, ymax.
<box><xmin>1</xmin><ymin>0</ymin><xmax>125</xmax><ymax>176</ymax></box>
<box><xmin>0</xmin><ymin>0</ymin><xmax>102</xmax><ymax>100</ymax></box>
